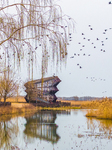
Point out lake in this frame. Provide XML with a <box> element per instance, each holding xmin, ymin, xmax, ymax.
<box><xmin>0</xmin><ymin>109</ymin><xmax>112</xmax><ymax>150</ymax></box>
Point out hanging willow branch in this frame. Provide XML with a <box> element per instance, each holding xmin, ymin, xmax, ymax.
<box><xmin>0</xmin><ymin>0</ymin><xmax>75</xmax><ymax>78</ymax></box>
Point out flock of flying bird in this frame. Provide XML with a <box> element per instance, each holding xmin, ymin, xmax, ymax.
<box><xmin>69</xmin><ymin>24</ymin><xmax>112</xmax><ymax>70</ymax></box>
<box><xmin>68</xmin><ymin>22</ymin><xmax>112</xmax><ymax>95</ymax></box>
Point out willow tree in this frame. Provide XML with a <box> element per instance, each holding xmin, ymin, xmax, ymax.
<box><xmin>0</xmin><ymin>0</ymin><xmax>74</xmax><ymax>79</ymax></box>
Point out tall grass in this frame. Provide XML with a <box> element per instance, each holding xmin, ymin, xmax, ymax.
<box><xmin>0</xmin><ymin>105</ymin><xmax>38</xmax><ymax>116</ymax></box>
<box><xmin>86</xmin><ymin>98</ymin><xmax>112</xmax><ymax>120</ymax></box>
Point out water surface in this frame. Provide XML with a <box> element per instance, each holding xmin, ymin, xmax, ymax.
<box><xmin>0</xmin><ymin>109</ymin><xmax>112</xmax><ymax>150</ymax></box>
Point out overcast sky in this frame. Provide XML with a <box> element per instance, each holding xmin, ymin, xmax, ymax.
<box><xmin>19</xmin><ymin>0</ymin><xmax>112</xmax><ymax>97</ymax></box>
<box><xmin>51</xmin><ymin>0</ymin><xmax>112</xmax><ymax>97</ymax></box>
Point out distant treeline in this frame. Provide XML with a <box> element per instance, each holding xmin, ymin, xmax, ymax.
<box><xmin>58</xmin><ymin>96</ymin><xmax>112</xmax><ymax>101</ymax></box>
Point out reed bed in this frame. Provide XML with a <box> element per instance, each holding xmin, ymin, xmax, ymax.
<box><xmin>0</xmin><ymin>105</ymin><xmax>38</xmax><ymax>116</ymax></box>
<box><xmin>86</xmin><ymin>98</ymin><xmax>112</xmax><ymax>120</ymax></box>
<box><xmin>58</xmin><ymin>99</ymin><xmax>101</xmax><ymax>109</ymax></box>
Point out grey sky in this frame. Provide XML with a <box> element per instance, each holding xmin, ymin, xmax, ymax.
<box><xmin>19</xmin><ymin>0</ymin><xmax>112</xmax><ymax>97</ymax></box>
<box><xmin>52</xmin><ymin>0</ymin><xmax>112</xmax><ymax>97</ymax></box>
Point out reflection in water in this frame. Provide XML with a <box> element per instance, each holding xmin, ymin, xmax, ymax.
<box><xmin>86</xmin><ymin>117</ymin><xmax>112</xmax><ymax>139</ymax></box>
<box><xmin>0</xmin><ymin>110</ymin><xmax>71</xmax><ymax>149</ymax></box>
<box><xmin>2</xmin><ymin>109</ymin><xmax>112</xmax><ymax>149</ymax></box>
<box><xmin>24</xmin><ymin>110</ymin><xmax>71</xmax><ymax>144</ymax></box>
<box><xmin>0</xmin><ymin>117</ymin><xmax>19</xmax><ymax>150</ymax></box>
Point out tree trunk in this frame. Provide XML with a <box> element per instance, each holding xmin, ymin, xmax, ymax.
<box><xmin>4</xmin><ymin>95</ymin><xmax>6</xmax><ymax>106</ymax></box>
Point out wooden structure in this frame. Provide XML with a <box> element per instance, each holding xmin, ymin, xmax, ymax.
<box><xmin>24</xmin><ymin>76</ymin><xmax>61</xmax><ymax>103</ymax></box>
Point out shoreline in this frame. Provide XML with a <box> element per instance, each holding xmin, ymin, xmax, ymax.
<box><xmin>1</xmin><ymin>97</ymin><xmax>112</xmax><ymax>120</ymax></box>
